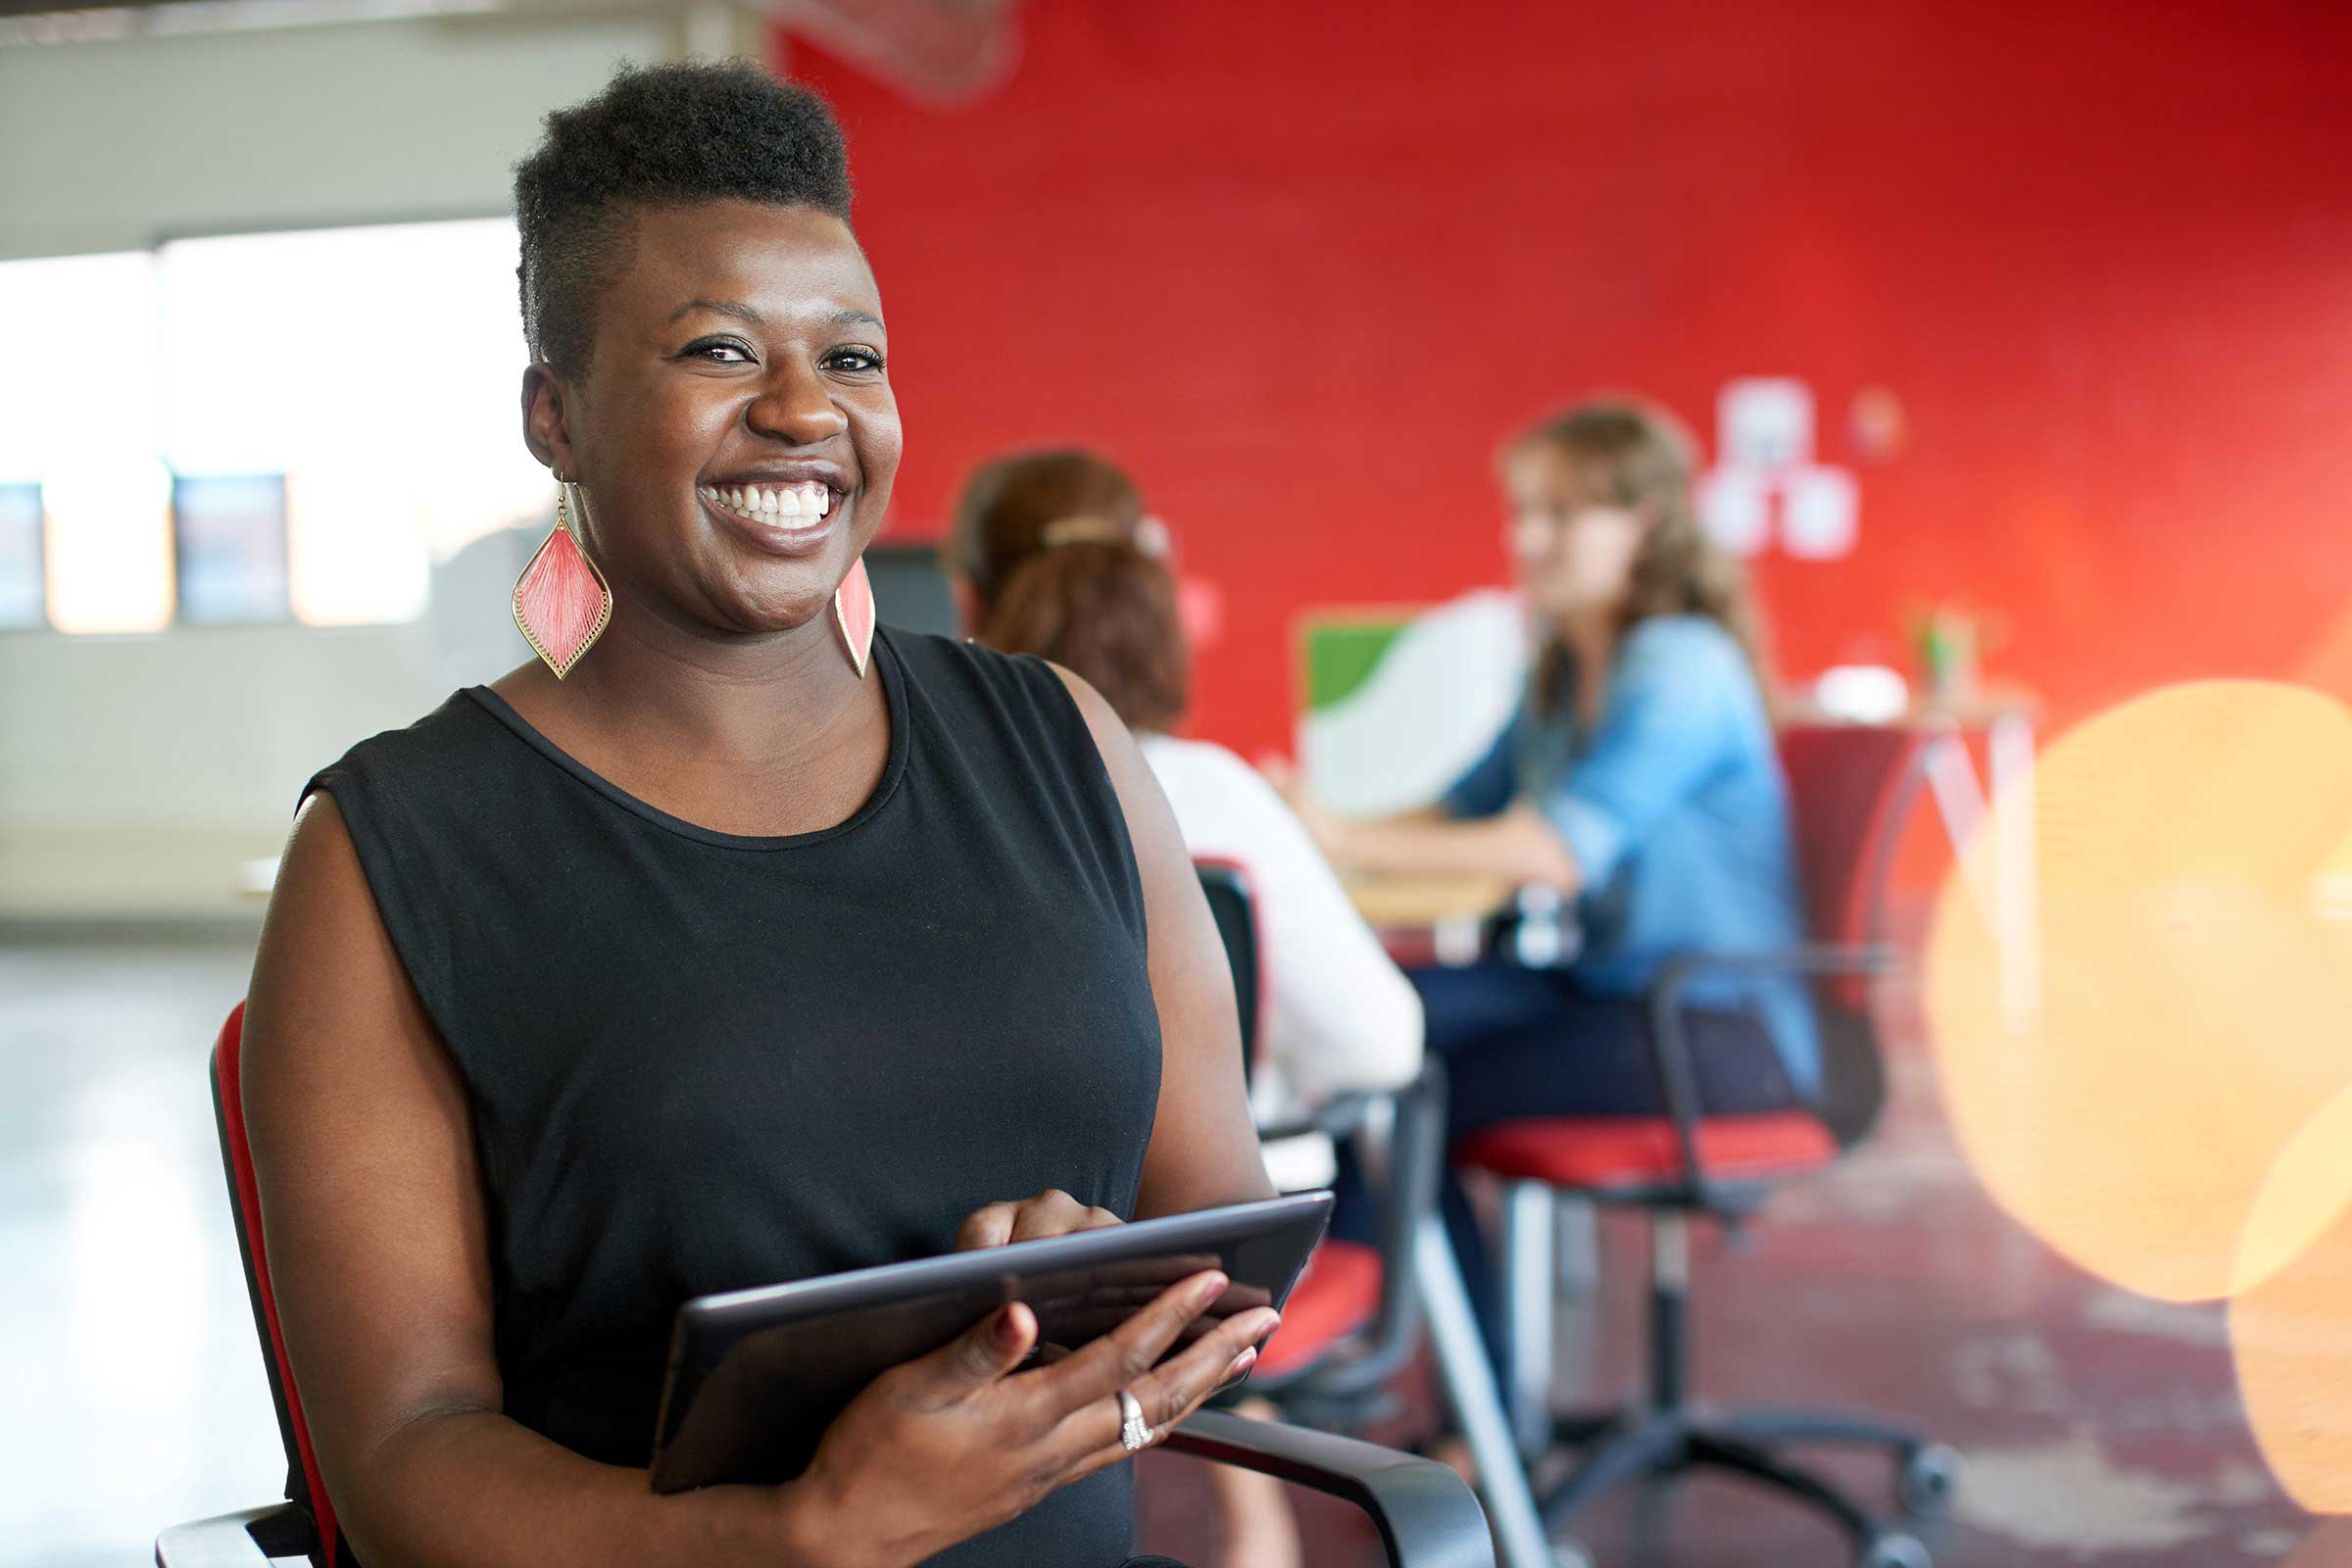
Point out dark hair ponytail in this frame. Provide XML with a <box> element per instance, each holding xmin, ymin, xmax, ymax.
<box><xmin>979</xmin><ymin>533</ymin><xmax>1189</xmax><ymax>734</ymax></box>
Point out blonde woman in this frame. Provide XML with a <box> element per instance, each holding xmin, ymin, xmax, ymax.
<box><xmin>1279</xmin><ymin>399</ymin><xmax>1815</xmax><ymax>1383</ymax></box>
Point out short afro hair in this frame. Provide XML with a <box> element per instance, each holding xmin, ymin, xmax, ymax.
<box><xmin>514</xmin><ymin>61</ymin><xmax>854</xmax><ymax>375</ymax></box>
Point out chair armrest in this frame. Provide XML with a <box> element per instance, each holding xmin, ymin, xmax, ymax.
<box><xmin>1253</xmin><ymin>1063</ymin><xmax>1446</xmax><ymax>1399</ymax></box>
<box><xmin>1164</xmin><ymin>1409</ymin><xmax>1495</xmax><ymax>1568</ymax></box>
<box><xmin>1645</xmin><ymin>944</ymin><xmax>1899</xmax><ymax>1207</ymax></box>
<box><xmin>1253</xmin><ymin>1090</ymin><xmax>1377</xmax><ymax>1146</ymax></box>
<box><xmin>1652</xmin><ymin>943</ymin><xmax>1900</xmax><ymax>992</ymax></box>
<box><xmin>156</xmin><ymin>1504</ymin><xmax>308</xmax><ymax>1567</ymax></box>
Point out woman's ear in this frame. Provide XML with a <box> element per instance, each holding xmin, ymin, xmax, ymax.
<box><xmin>520</xmin><ymin>363</ymin><xmax>576</xmax><ymax>479</ymax></box>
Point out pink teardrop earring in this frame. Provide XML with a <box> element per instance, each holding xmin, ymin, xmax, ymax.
<box><xmin>513</xmin><ymin>480</ymin><xmax>613</xmax><ymax>679</ymax></box>
<box><xmin>834</xmin><ymin>555</ymin><xmax>875</xmax><ymax>678</ymax></box>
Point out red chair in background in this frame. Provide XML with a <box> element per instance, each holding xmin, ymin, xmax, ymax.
<box><xmin>1450</xmin><ymin>724</ymin><xmax>1960</xmax><ymax>1568</ymax></box>
<box><xmin>160</xmin><ymin>1004</ymin><xmax>1496</xmax><ymax>1568</ymax></box>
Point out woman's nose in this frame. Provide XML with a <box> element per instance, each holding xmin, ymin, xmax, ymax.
<box><xmin>747</xmin><ymin>359</ymin><xmax>850</xmax><ymax>446</ymax></box>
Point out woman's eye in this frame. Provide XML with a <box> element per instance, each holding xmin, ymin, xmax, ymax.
<box><xmin>683</xmin><ymin>338</ymin><xmax>754</xmax><ymax>364</ymax></box>
<box><xmin>824</xmin><ymin>347</ymin><xmax>885</xmax><ymax>374</ymax></box>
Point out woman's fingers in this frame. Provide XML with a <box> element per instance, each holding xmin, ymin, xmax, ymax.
<box><xmin>956</xmin><ymin>1200</ymin><xmax>1020</xmax><ymax>1251</ymax></box>
<box><xmin>1040</xmin><ymin>1303</ymin><xmax>1281</xmax><ymax>1479</ymax></box>
<box><xmin>1030</xmin><ymin>1268</ymin><xmax>1241</xmax><ymax>1420</ymax></box>
<box><xmin>997</xmin><ymin>1189</ymin><xmax>1117</xmax><ymax>1245</ymax></box>
<box><xmin>955</xmin><ymin>1189</ymin><xmax>1123</xmax><ymax>1250</ymax></box>
<box><xmin>1128</xmin><ymin>1305</ymin><xmax>1280</xmax><ymax>1431</ymax></box>
<box><xmin>1014</xmin><ymin>1200</ymin><xmax>1121</xmax><ymax>1244</ymax></box>
<box><xmin>900</xmin><ymin>1300</ymin><xmax>1039</xmax><ymax>1408</ymax></box>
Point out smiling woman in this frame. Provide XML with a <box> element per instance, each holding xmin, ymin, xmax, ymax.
<box><xmin>234</xmin><ymin>62</ymin><xmax>1273</xmax><ymax>1568</ymax></box>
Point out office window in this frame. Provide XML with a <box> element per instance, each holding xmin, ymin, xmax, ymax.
<box><xmin>172</xmin><ymin>474</ymin><xmax>289</xmax><ymax>624</ymax></box>
<box><xmin>43</xmin><ymin>462</ymin><xmax>175</xmax><ymax>635</ymax></box>
<box><xmin>0</xmin><ymin>484</ymin><xmax>42</xmax><ymax>628</ymax></box>
<box><xmin>0</xmin><ymin>252</ymin><xmax>163</xmax><ymax>483</ymax></box>
<box><xmin>0</xmin><ymin>223</ymin><xmax>550</xmax><ymax>632</ymax></box>
<box><xmin>285</xmin><ymin>466</ymin><xmax>431</xmax><ymax>626</ymax></box>
<box><xmin>161</xmin><ymin>219</ymin><xmax>549</xmax><ymax>623</ymax></box>
<box><xmin>0</xmin><ymin>252</ymin><xmax>170</xmax><ymax>634</ymax></box>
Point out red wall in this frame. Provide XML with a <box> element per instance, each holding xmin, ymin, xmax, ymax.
<box><xmin>789</xmin><ymin>1</ymin><xmax>2352</xmax><ymax>760</ymax></box>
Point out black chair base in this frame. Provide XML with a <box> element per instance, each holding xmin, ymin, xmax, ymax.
<box><xmin>1535</xmin><ymin>1402</ymin><xmax>1954</xmax><ymax>1568</ymax></box>
<box><xmin>1491</xmin><ymin>1195</ymin><xmax>1958</xmax><ymax>1568</ymax></box>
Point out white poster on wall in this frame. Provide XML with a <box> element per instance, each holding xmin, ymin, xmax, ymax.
<box><xmin>1696</xmin><ymin>376</ymin><xmax>1861</xmax><ymax>561</ymax></box>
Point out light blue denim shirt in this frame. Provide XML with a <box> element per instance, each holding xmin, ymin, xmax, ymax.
<box><xmin>1442</xmin><ymin>614</ymin><xmax>1821</xmax><ymax>1097</ymax></box>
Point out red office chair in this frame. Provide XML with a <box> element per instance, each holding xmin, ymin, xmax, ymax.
<box><xmin>161</xmin><ymin>1004</ymin><xmax>1496</xmax><ymax>1568</ymax></box>
<box><xmin>1450</xmin><ymin>724</ymin><xmax>1959</xmax><ymax>1568</ymax></box>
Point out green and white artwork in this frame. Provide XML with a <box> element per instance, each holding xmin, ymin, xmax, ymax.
<box><xmin>1297</xmin><ymin>588</ymin><xmax>1528</xmax><ymax>819</ymax></box>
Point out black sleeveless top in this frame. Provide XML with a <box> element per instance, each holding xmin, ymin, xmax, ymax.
<box><xmin>306</xmin><ymin>628</ymin><xmax>1162</xmax><ymax>1567</ymax></box>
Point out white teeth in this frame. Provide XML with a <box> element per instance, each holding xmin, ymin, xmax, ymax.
<box><xmin>703</xmin><ymin>482</ymin><xmax>836</xmax><ymax>522</ymax></box>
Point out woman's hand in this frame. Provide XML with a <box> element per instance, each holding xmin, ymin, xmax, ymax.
<box><xmin>955</xmin><ymin>1192</ymin><xmax>1257</xmax><ymax>1357</ymax></box>
<box><xmin>956</xmin><ymin>1187</ymin><xmax>1124</xmax><ymax>1250</ymax></box>
<box><xmin>786</xmin><ymin>1267</ymin><xmax>1280</xmax><ymax>1568</ymax></box>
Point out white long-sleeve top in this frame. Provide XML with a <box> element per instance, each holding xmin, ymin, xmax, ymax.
<box><xmin>1138</xmin><ymin>733</ymin><xmax>1426</xmax><ymax>1190</ymax></box>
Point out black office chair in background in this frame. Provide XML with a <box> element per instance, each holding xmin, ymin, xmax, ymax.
<box><xmin>1195</xmin><ymin>862</ymin><xmax>1579</xmax><ymax>1568</ymax></box>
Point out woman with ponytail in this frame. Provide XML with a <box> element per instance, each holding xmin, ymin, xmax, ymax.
<box><xmin>950</xmin><ymin>450</ymin><xmax>1424</xmax><ymax>1187</ymax></box>
<box><xmin>951</xmin><ymin>450</ymin><xmax>1424</xmax><ymax>1568</ymax></box>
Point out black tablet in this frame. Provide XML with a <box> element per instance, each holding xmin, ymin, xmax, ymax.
<box><xmin>648</xmin><ymin>1191</ymin><xmax>1333</xmax><ymax>1493</ymax></box>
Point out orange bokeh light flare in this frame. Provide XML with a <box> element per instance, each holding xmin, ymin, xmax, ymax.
<box><xmin>1926</xmin><ymin>680</ymin><xmax>2352</xmax><ymax>1303</ymax></box>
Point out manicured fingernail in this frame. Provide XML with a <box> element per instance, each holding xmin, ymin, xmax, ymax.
<box><xmin>1194</xmin><ymin>1272</ymin><xmax>1230</xmax><ymax>1308</ymax></box>
<box><xmin>1226</xmin><ymin>1346</ymin><xmax>1258</xmax><ymax>1378</ymax></box>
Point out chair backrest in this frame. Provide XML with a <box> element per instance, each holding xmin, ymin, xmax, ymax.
<box><xmin>1775</xmin><ymin>725</ymin><xmax>1930</xmax><ymax>1144</ymax></box>
<box><xmin>1195</xmin><ymin>858</ymin><xmax>1262</xmax><ymax>1081</ymax></box>
<box><xmin>1195</xmin><ymin>858</ymin><xmax>1440</xmax><ymax>1394</ymax></box>
<box><xmin>1777</xmin><ymin>724</ymin><xmax>1931</xmax><ymax>957</ymax></box>
<box><xmin>212</xmin><ymin>1003</ymin><xmax>342</xmax><ymax>1568</ymax></box>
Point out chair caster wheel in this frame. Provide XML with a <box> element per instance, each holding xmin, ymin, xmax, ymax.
<box><xmin>1898</xmin><ymin>1443</ymin><xmax>1962</xmax><ymax>1516</ymax></box>
<box><xmin>1862</xmin><ymin>1531</ymin><xmax>1932</xmax><ymax>1568</ymax></box>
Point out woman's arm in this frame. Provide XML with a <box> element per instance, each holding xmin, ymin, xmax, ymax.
<box><xmin>1051</xmin><ymin>669</ymin><xmax>1276</xmax><ymax>1218</ymax></box>
<box><xmin>1310</xmin><ymin>802</ymin><xmax>1583</xmax><ymax>892</ymax></box>
<box><xmin>1259</xmin><ymin>703</ymin><xmax>1578</xmax><ymax>891</ymax></box>
<box><xmin>247</xmin><ymin>795</ymin><xmax>1274</xmax><ymax>1568</ymax></box>
<box><xmin>1271</xmin><ymin>623</ymin><xmax>1750</xmax><ymax>894</ymax></box>
<box><xmin>245</xmin><ymin>795</ymin><xmax>817</xmax><ymax>1568</ymax></box>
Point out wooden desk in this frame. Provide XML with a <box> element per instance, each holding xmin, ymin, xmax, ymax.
<box><xmin>1344</xmin><ymin>873</ymin><xmax>1572</xmax><ymax>969</ymax></box>
<box><xmin>1343</xmin><ymin>871</ymin><xmax>1513</xmax><ymax>931</ymax></box>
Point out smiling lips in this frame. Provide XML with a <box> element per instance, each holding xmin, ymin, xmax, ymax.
<box><xmin>700</xmin><ymin>481</ymin><xmax>834</xmax><ymax>523</ymax></box>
